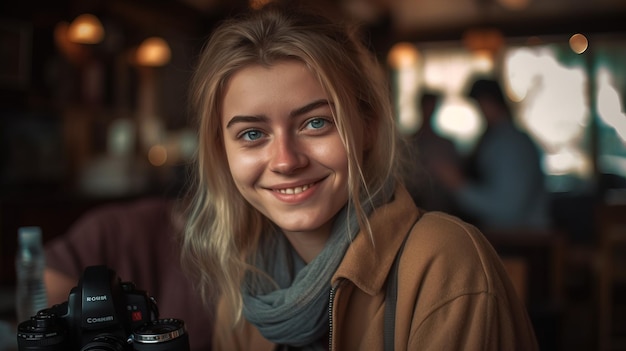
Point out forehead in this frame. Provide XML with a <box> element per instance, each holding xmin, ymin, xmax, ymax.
<box><xmin>221</xmin><ymin>61</ymin><xmax>330</xmax><ymax>117</ymax></box>
<box><xmin>226</xmin><ymin>60</ymin><xmax>320</xmax><ymax>90</ymax></box>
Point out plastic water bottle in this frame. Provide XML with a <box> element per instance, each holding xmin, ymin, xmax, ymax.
<box><xmin>15</xmin><ymin>226</ymin><xmax>48</xmax><ymax>323</ymax></box>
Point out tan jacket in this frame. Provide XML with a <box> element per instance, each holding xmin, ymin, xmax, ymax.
<box><xmin>213</xmin><ymin>186</ymin><xmax>539</xmax><ymax>350</ymax></box>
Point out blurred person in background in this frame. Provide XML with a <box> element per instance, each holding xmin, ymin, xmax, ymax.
<box><xmin>434</xmin><ymin>78</ymin><xmax>551</xmax><ymax>231</ymax></box>
<box><xmin>406</xmin><ymin>90</ymin><xmax>461</xmax><ymax>214</ymax></box>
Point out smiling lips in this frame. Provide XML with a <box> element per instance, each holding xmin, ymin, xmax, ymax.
<box><xmin>273</xmin><ymin>182</ymin><xmax>315</xmax><ymax>195</ymax></box>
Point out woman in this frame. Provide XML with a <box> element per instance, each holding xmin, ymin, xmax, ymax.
<box><xmin>182</xmin><ymin>2</ymin><xmax>538</xmax><ymax>350</ymax></box>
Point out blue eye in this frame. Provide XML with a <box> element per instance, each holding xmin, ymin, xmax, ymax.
<box><xmin>242</xmin><ymin>129</ymin><xmax>264</xmax><ymax>141</ymax></box>
<box><xmin>307</xmin><ymin>118</ymin><xmax>326</xmax><ymax>129</ymax></box>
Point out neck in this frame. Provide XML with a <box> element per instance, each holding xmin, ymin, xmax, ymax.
<box><xmin>283</xmin><ymin>224</ymin><xmax>332</xmax><ymax>263</ymax></box>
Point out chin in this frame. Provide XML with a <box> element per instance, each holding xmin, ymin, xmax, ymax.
<box><xmin>277</xmin><ymin>223</ymin><xmax>317</xmax><ymax>233</ymax></box>
<box><xmin>274</xmin><ymin>218</ymin><xmax>327</xmax><ymax>234</ymax></box>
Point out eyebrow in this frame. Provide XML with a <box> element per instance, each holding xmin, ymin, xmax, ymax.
<box><xmin>225</xmin><ymin>99</ymin><xmax>332</xmax><ymax>129</ymax></box>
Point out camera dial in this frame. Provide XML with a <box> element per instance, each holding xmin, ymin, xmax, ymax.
<box><xmin>132</xmin><ymin>319</ymin><xmax>189</xmax><ymax>351</ymax></box>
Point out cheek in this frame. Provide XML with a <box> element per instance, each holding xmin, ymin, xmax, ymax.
<box><xmin>225</xmin><ymin>148</ymin><xmax>263</xmax><ymax>190</ymax></box>
<box><xmin>314</xmin><ymin>138</ymin><xmax>350</xmax><ymax>175</ymax></box>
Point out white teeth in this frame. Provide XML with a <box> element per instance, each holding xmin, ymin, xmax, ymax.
<box><xmin>277</xmin><ymin>183</ymin><xmax>311</xmax><ymax>194</ymax></box>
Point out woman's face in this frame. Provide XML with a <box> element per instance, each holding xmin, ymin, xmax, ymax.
<box><xmin>221</xmin><ymin>61</ymin><xmax>351</xmax><ymax>241</ymax></box>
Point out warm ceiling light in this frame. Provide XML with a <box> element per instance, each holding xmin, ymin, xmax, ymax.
<box><xmin>569</xmin><ymin>33</ymin><xmax>588</xmax><ymax>54</ymax></box>
<box><xmin>387</xmin><ymin>42</ymin><xmax>420</xmax><ymax>69</ymax></box>
<box><xmin>136</xmin><ymin>37</ymin><xmax>171</xmax><ymax>67</ymax></box>
<box><xmin>67</xmin><ymin>14</ymin><xmax>104</xmax><ymax>44</ymax></box>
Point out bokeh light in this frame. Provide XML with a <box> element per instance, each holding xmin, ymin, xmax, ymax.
<box><xmin>388</xmin><ymin>42</ymin><xmax>420</xmax><ymax>69</ymax></box>
<box><xmin>148</xmin><ymin>145</ymin><xmax>167</xmax><ymax>166</ymax></box>
<box><xmin>67</xmin><ymin>14</ymin><xmax>105</xmax><ymax>44</ymax></box>
<box><xmin>569</xmin><ymin>33</ymin><xmax>589</xmax><ymax>54</ymax></box>
<box><xmin>136</xmin><ymin>37</ymin><xmax>171</xmax><ymax>67</ymax></box>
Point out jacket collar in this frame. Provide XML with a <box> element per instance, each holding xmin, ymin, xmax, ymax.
<box><xmin>332</xmin><ymin>184</ymin><xmax>422</xmax><ymax>296</ymax></box>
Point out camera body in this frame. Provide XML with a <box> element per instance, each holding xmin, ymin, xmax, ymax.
<box><xmin>17</xmin><ymin>265</ymin><xmax>189</xmax><ymax>351</ymax></box>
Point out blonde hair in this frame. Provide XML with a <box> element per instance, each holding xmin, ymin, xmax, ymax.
<box><xmin>182</xmin><ymin>2</ymin><xmax>401</xmax><ymax>321</ymax></box>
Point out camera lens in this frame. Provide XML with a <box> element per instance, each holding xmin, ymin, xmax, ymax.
<box><xmin>132</xmin><ymin>319</ymin><xmax>189</xmax><ymax>351</ymax></box>
<box><xmin>17</xmin><ymin>310</ymin><xmax>68</xmax><ymax>351</ymax></box>
<box><xmin>80</xmin><ymin>334</ymin><xmax>129</xmax><ymax>351</ymax></box>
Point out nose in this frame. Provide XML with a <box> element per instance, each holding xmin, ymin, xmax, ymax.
<box><xmin>268</xmin><ymin>134</ymin><xmax>308</xmax><ymax>174</ymax></box>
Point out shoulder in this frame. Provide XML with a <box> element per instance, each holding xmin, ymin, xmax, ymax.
<box><xmin>47</xmin><ymin>197</ymin><xmax>176</xmax><ymax>250</ymax></box>
<box><xmin>88</xmin><ymin>197</ymin><xmax>173</xmax><ymax>230</ymax></box>
<box><xmin>492</xmin><ymin>122</ymin><xmax>535</xmax><ymax>145</ymax></box>
<box><xmin>407</xmin><ymin>211</ymin><xmax>489</xmax><ymax>254</ymax></box>
<box><xmin>399</xmin><ymin>211</ymin><xmax>504</xmax><ymax>292</ymax></box>
<box><xmin>396</xmin><ymin>211</ymin><xmax>537</xmax><ymax>348</ymax></box>
<box><xmin>88</xmin><ymin>197</ymin><xmax>174</xmax><ymax>221</ymax></box>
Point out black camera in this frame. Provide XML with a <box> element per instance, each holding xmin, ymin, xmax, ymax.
<box><xmin>16</xmin><ymin>265</ymin><xmax>190</xmax><ymax>351</ymax></box>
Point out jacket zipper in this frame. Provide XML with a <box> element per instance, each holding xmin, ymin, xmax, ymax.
<box><xmin>328</xmin><ymin>280</ymin><xmax>342</xmax><ymax>351</ymax></box>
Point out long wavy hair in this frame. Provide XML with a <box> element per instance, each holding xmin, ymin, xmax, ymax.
<box><xmin>181</xmin><ymin>2</ymin><xmax>402</xmax><ymax>321</ymax></box>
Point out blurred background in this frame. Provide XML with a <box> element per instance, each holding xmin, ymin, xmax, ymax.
<box><xmin>1</xmin><ymin>0</ymin><xmax>626</xmax><ymax>349</ymax></box>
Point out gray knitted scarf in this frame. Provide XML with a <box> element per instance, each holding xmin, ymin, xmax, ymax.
<box><xmin>242</xmin><ymin>180</ymin><xmax>394</xmax><ymax>349</ymax></box>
